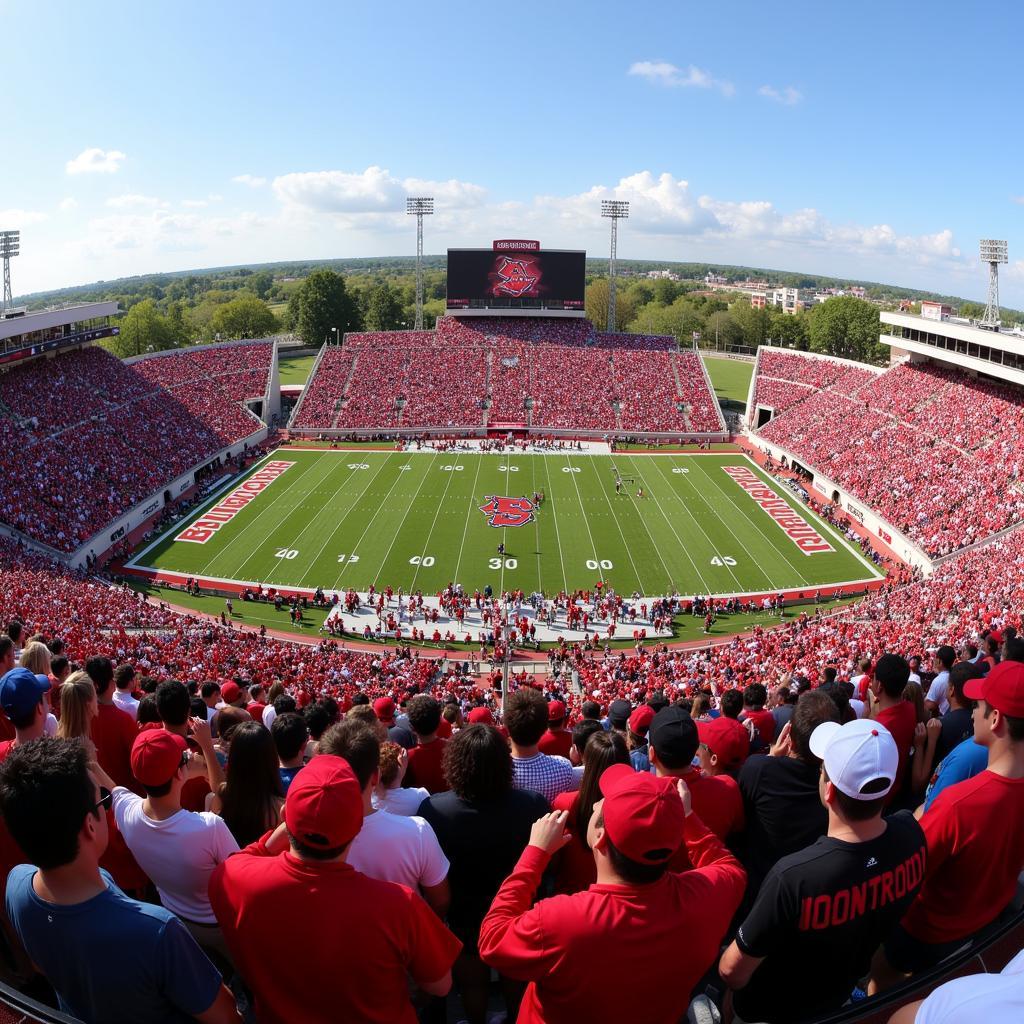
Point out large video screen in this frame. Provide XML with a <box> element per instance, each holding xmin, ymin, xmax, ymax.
<box><xmin>446</xmin><ymin>249</ymin><xmax>586</xmax><ymax>310</ymax></box>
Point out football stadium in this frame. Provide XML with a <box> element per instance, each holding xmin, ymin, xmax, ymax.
<box><xmin>2</xmin><ymin>8</ymin><xmax>1024</xmax><ymax>1022</ymax></box>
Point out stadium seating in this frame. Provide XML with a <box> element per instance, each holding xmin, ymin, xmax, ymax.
<box><xmin>0</xmin><ymin>344</ymin><xmax>272</xmax><ymax>554</ymax></box>
<box><xmin>294</xmin><ymin>316</ymin><xmax>724</xmax><ymax>435</ymax></box>
<box><xmin>753</xmin><ymin>351</ymin><xmax>1024</xmax><ymax>557</ymax></box>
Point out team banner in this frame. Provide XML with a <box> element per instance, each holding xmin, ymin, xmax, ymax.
<box><xmin>722</xmin><ymin>466</ymin><xmax>834</xmax><ymax>555</ymax></box>
<box><xmin>176</xmin><ymin>461</ymin><xmax>295</xmax><ymax>544</ymax></box>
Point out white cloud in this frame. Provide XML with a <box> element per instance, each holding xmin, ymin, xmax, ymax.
<box><xmin>106</xmin><ymin>194</ymin><xmax>167</xmax><ymax>210</ymax></box>
<box><xmin>1012</xmin><ymin>196</ymin><xmax>1024</xmax><ymax>206</ymax></box>
<box><xmin>58</xmin><ymin>197</ymin><xmax>78</xmax><ymax>212</ymax></box>
<box><xmin>232</xmin><ymin>174</ymin><xmax>267</xmax><ymax>187</ymax></box>
<box><xmin>759</xmin><ymin>84</ymin><xmax>803</xmax><ymax>105</ymax></box>
<box><xmin>628</xmin><ymin>60</ymin><xmax>735</xmax><ymax>97</ymax></box>
<box><xmin>0</xmin><ymin>208</ymin><xmax>47</xmax><ymax>226</ymax></box>
<box><xmin>272</xmin><ymin>166</ymin><xmax>486</xmax><ymax>218</ymax></box>
<box><xmin>66</xmin><ymin>148</ymin><xmax>126</xmax><ymax>175</ymax></box>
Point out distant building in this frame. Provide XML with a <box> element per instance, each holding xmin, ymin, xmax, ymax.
<box><xmin>921</xmin><ymin>300</ymin><xmax>953</xmax><ymax>322</ymax></box>
<box><xmin>705</xmin><ymin>272</ymin><xmax>727</xmax><ymax>286</ymax></box>
<box><xmin>751</xmin><ymin>292</ymin><xmax>767</xmax><ymax>309</ymax></box>
<box><xmin>771</xmin><ymin>287</ymin><xmax>799</xmax><ymax>313</ymax></box>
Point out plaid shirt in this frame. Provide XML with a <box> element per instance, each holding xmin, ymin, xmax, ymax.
<box><xmin>512</xmin><ymin>752</ymin><xmax>579</xmax><ymax>803</ymax></box>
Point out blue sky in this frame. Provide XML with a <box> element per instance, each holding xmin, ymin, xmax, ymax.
<box><xmin>3</xmin><ymin>0</ymin><xmax>1024</xmax><ymax>304</ymax></box>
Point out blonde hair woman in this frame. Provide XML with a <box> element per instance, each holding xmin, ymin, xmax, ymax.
<box><xmin>18</xmin><ymin>641</ymin><xmax>51</xmax><ymax>677</ymax></box>
<box><xmin>57</xmin><ymin>671</ymin><xmax>98</xmax><ymax>742</ymax></box>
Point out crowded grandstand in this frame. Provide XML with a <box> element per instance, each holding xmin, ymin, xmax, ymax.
<box><xmin>0</xmin><ymin>236</ymin><xmax>1022</xmax><ymax>1024</ymax></box>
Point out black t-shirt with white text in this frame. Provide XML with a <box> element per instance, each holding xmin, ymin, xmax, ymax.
<box><xmin>734</xmin><ymin>810</ymin><xmax>926</xmax><ymax>1023</ymax></box>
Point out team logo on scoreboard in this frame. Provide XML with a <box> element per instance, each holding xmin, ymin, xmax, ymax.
<box><xmin>479</xmin><ymin>495</ymin><xmax>536</xmax><ymax>528</ymax></box>
<box><xmin>492</xmin><ymin>257</ymin><xmax>538</xmax><ymax>298</ymax></box>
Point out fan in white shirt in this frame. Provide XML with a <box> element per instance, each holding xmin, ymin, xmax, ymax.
<box><xmin>323</xmin><ymin>720</ymin><xmax>450</xmax><ymax>917</ymax></box>
<box><xmin>112</xmin><ymin>664</ymin><xmax>140</xmax><ymax>721</ymax></box>
<box><xmin>372</xmin><ymin>739</ymin><xmax>430</xmax><ymax>815</ymax></box>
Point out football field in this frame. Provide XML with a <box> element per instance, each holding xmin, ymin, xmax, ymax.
<box><xmin>128</xmin><ymin>448</ymin><xmax>884</xmax><ymax>597</ymax></box>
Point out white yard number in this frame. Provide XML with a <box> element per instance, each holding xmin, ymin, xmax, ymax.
<box><xmin>347</xmin><ymin>463</ymin><xmax>369</xmax><ymax>470</ymax></box>
<box><xmin>399</xmin><ymin>464</ymin><xmax>412</xmax><ymax>471</ymax></box>
<box><xmin>710</xmin><ymin>556</ymin><xmax>737</xmax><ymax>566</ymax></box>
<box><xmin>409</xmin><ymin>555</ymin><xmax>435</xmax><ymax>566</ymax></box>
<box><xmin>497</xmin><ymin>464</ymin><xmax>519</xmax><ymax>472</ymax></box>
<box><xmin>586</xmin><ymin>559</ymin><xmax>614</xmax><ymax>570</ymax></box>
<box><xmin>562</xmin><ymin>466</ymin><xmax>581</xmax><ymax>473</ymax></box>
<box><xmin>336</xmin><ymin>554</ymin><xmax>360</xmax><ymax>564</ymax></box>
<box><xmin>275</xmin><ymin>548</ymin><xmax>299</xmax><ymax>560</ymax></box>
<box><xmin>441</xmin><ymin>465</ymin><xmax>464</xmax><ymax>472</ymax></box>
<box><xmin>672</xmin><ymin>467</ymin><xmax>690</xmax><ymax>474</ymax></box>
<box><xmin>488</xmin><ymin>557</ymin><xmax>518</xmax><ymax>569</ymax></box>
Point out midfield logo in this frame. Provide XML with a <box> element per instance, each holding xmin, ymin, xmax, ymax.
<box><xmin>493</xmin><ymin>257</ymin><xmax>538</xmax><ymax>297</ymax></box>
<box><xmin>479</xmin><ymin>495</ymin><xmax>536</xmax><ymax>528</ymax></box>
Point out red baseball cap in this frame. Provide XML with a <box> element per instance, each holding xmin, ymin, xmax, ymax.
<box><xmin>373</xmin><ymin>697</ymin><xmax>396</xmax><ymax>721</ymax></box>
<box><xmin>131</xmin><ymin>729</ymin><xmax>188</xmax><ymax>787</ymax></box>
<box><xmin>220</xmin><ymin>681</ymin><xmax>242</xmax><ymax>704</ymax></box>
<box><xmin>629</xmin><ymin>705</ymin><xmax>655</xmax><ymax>736</ymax></box>
<box><xmin>285</xmin><ymin>755</ymin><xmax>363</xmax><ymax>851</ymax></box>
<box><xmin>468</xmin><ymin>706</ymin><xmax>495</xmax><ymax>725</ymax></box>
<box><xmin>964</xmin><ymin>661</ymin><xmax>1024</xmax><ymax>717</ymax></box>
<box><xmin>548</xmin><ymin>699</ymin><xmax>566</xmax><ymax>722</ymax></box>
<box><xmin>697</xmin><ymin>717</ymin><xmax>749</xmax><ymax>768</ymax></box>
<box><xmin>598</xmin><ymin>763</ymin><xmax>685</xmax><ymax>864</ymax></box>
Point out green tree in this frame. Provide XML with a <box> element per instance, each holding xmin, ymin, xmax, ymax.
<box><xmin>111</xmin><ymin>299</ymin><xmax>176</xmax><ymax>358</ymax></box>
<box><xmin>295</xmin><ymin>269</ymin><xmax>362</xmax><ymax>346</ymax></box>
<box><xmin>808</xmin><ymin>297</ymin><xmax>883</xmax><ymax>362</ymax></box>
<box><xmin>250</xmin><ymin>271</ymin><xmax>274</xmax><ymax>300</ymax></box>
<box><xmin>585</xmin><ymin>278</ymin><xmax>636</xmax><ymax>332</ymax></box>
<box><xmin>211</xmin><ymin>296</ymin><xmax>277</xmax><ymax>339</ymax></box>
<box><xmin>365</xmin><ymin>283</ymin><xmax>404</xmax><ymax>331</ymax></box>
<box><xmin>704</xmin><ymin>311</ymin><xmax>744</xmax><ymax>349</ymax></box>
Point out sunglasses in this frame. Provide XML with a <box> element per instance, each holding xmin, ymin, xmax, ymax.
<box><xmin>94</xmin><ymin>787</ymin><xmax>112</xmax><ymax>812</ymax></box>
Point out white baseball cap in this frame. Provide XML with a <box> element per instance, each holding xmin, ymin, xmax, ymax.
<box><xmin>809</xmin><ymin>718</ymin><xmax>898</xmax><ymax>801</ymax></box>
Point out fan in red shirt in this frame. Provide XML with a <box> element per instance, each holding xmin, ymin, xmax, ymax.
<box><xmin>209</xmin><ymin>755</ymin><xmax>461</xmax><ymax>1024</ymax></box>
<box><xmin>86</xmin><ymin>657</ymin><xmax>140</xmax><ymax>793</ymax></box>
<box><xmin>478</xmin><ymin>764</ymin><xmax>746</xmax><ymax>1023</ymax></box>
<box><xmin>538</xmin><ymin>700</ymin><xmax>573</xmax><ymax>760</ymax></box>
<box><xmin>868</xmin><ymin>654</ymin><xmax>917</xmax><ymax>803</ymax></box>
<box><xmin>405</xmin><ymin>695</ymin><xmax>449</xmax><ymax>794</ymax></box>
<box><xmin>870</xmin><ymin>660</ymin><xmax>1024</xmax><ymax>992</ymax></box>
<box><xmin>740</xmin><ymin>683</ymin><xmax>777</xmax><ymax>747</ymax></box>
<box><xmin>648</xmin><ymin>707</ymin><xmax>745</xmax><ymax>870</ymax></box>
<box><xmin>246</xmin><ymin>683</ymin><xmax>268</xmax><ymax>723</ymax></box>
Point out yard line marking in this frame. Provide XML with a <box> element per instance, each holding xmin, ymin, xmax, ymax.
<box><xmin>613</xmin><ymin>469</ymin><xmax>676</xmax><ymax>594</ymax></box>
<box><xmin>289</xmin><ymin>454</ymin><xmax>399</xmax><ymax>587</ymax></box>
<box><xmin>541</xmin><ymin>456</ymin><xmax>569</xmax><ymax>594</ymax></box>
<box><xmin>411</xmin><ymin>455</ymin><xmax>464</xmax><ymax>591</ymax></box>
<box><xmin>588</xmin><ymin>458</ymin><xmax>647</xmax><ymax>594</ymax></box>
<box><xmin>645</xmin><ymin>455</ymin><xmax>751</xmax><ymax>591</ymax></box>
<box><xmin>564</xmin><ymin>455</ymin><xmax>602</xmax><ymax>570</ymax></box>
<box><xmin>363</xmin><ymin>454</ymin><xmax>438</xmax><ymax>590</ymax></box>
<box><xmin>622</xmin><ymin>455</ymin><xmax>715</xmax><ymax>593</ymax></box>
<box><xmin>213</xmin><ymin>454</ymin><xmax>340</xmax><ymax>581</ymax></box>
<box><xmin>529</xmin><ymin>458</ymin><xmax>543</xmax><ymax>593</ymax></box>
<box><xmin>687</xmin><ymin>456</ymin><xmax>806</xmax><ymax>588</ymax></box>
<box><xmin>451</xmin><ymin>455</ymin><xmax>484</xmax><ymax>588</ymax></box>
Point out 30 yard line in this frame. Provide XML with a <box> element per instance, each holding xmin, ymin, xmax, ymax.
<box><xmin>411</xmin><ymin>455</ymin><xmax>464</xmax><ymax>591</ymax></box>
<box><xmin>622</xmin><ymin>455</ymin><xmax>714</xmax><ymax>593</ymax></box>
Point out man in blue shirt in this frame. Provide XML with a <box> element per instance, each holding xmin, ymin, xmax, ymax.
<box><xmin>920</xmin><ymin>736</ymin><xmax>989</xmax><ymax>814</ymax></box>
<box><xmin>0</xmin><ymin>737</ymin><xmax>238</xmax><ymax>1024</ymax></box>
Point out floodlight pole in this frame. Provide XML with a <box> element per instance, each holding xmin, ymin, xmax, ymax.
<box><xmin>601</xmin><ymin>201</ymin><xmax>629</xmax><ymax>332</ymax></box>
<box><xmin>980</xmin><ymin>239</ymin><xmax>1008</xmax><ymax>327</ymax></box>
<box><xmin>0</xmin><ymin>230</ymin><xmax>20</xmax><ymax>313</ymax></box>
<box><xmin>406</xmin><ymin>197</ymin><xmax>434</xmax><ymax>330</ymax></box>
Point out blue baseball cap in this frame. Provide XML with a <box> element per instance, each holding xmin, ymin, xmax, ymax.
<box><xmin>0</xmin><ymin>668</ymin><xmax>50</xmax><ymax>723</ymax></box>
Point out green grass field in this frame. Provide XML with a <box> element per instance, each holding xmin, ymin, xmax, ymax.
<box><xmin>703</xmin><ymin>356</ymin><xmax>754</xmax><ymax>409</ymax></box>
<box><xmin>277</xmin><ymin>353</ymin><xmax>318</xmax><ymax>385</ymax></box>
<box><xmin>129</xmin><ymin>448</ymin><xmax>882</xmax><ymax>598</ymax></box>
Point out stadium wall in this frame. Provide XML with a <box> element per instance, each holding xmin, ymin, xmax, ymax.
<box><xmin>67</xmin><ymin>422</ymin><xmax>268</xmax><ymax>570</ymax></box>
<box><xmin>747</xmin><ymin>430</ymin><xmax>934</xmax><ymax>573</ymax></box>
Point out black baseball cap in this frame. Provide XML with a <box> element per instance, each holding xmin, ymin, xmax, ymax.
<box><xmin>608</xmin><ymin>699</ymin><xmax>631</xmax><ymax>727</ymax></box>
<box><xmin>649</xmin><ymin>706</ymin><xmax>698</xmax><ymax>764</ymax></box>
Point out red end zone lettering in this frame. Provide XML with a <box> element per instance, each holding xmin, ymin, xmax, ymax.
<box><xmin>722</xmin><ymin>466</ymin><xmax>834</xmax><ymax>556</ymax></box>
<box><xmin>175</xmin><ymin>461</ymin><xmax>295</xmax><ymax>544</ymax></box>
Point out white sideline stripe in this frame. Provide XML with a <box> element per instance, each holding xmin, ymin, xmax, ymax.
<box><xmin>739</xmin><ymin>454</ymin><xmax>885</xmax><ymax>580</ymax></box>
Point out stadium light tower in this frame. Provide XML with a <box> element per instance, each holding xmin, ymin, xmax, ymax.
<box><xmin>979</xmin><ymin>239</ymin><xmax>1008</xmax><ymax>328</ymax></box>
<box><xmin>406</xmin><ymin>197</ymin><xmax>434</xmax><ymax>330</ymax></box>
<box><xmin>601</xmin><ymin>200</ymin><xmax>629</xmax><ymax>332</ymax></box>
<box><xmin>0</xmin><ymin>230</ymin><xmax>19</xmax><ymax>313</ymax></box>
